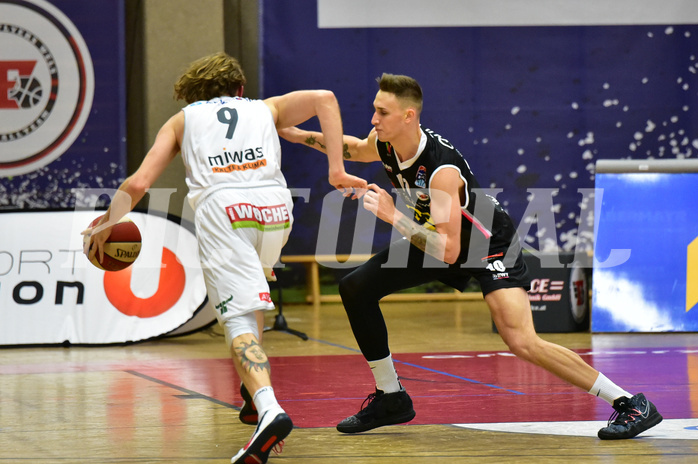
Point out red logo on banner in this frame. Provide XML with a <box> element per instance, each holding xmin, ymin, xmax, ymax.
<box><xmin>103</xmin><ymin>247</ymin><xmax>186</xmax><ymax>318</ymax></box>
<box><xmin>0</xmin><ymin>60</ymin><xmax>38</xmax><ymax>109</ymax></box>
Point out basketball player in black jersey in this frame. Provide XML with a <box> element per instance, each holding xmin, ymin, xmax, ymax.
<box><xmin>280</xmin><ymin>73</ymin><xmax>661</xmax><ymax>440</ymax></box>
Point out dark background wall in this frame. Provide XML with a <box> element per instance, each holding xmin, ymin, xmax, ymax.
<box><xmin>259</xmin><ymin>1</ymin><xmax>698</xmax><ymax>257</ymax></box>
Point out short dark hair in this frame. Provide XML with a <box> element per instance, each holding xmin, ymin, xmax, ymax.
<box><xmin>173</xmin><ymin>52</ymin><xmax>247</xmax><ymax>104</ymax></box>
<box><xmin>377</xmin><ymin>73</ymin><xmax>423</xmax><ymax>114</ymax></box>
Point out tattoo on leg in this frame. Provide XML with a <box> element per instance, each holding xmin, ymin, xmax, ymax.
<box><xmin>234</xmin><ymin>339</ymin><xmax>271</xmax><ymax>374</ymax></box>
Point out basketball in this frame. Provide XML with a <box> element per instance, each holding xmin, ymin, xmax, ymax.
<box><xmin>9</xmin><ymin>77</ymin><xmax>43</xmax><ymax>108</ymax></box>
<box><xmin>85</xmin><ymin>215</ymin><xmax>142</xmax><ymax>271</ymax></box>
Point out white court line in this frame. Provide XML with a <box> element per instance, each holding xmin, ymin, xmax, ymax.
<box><xmin>453</xmin><ymin>419</ymin><xmax>698</xmax><ymax>440</ymax></box>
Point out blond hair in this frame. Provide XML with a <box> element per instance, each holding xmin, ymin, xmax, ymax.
<box><xmin>173</xmin><ymin>52</ymin><xmax>247</xmax><ymax>104</ymax></box>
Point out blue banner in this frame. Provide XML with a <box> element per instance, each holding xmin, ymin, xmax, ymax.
<box><xmin>593</xmin><ymin>172</ymin><xmax>698</xmax><ymax>332</ymax></box>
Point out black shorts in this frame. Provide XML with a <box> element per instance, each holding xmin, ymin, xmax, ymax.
<box><xmin>361</xmin><ymin>237</ymin><xmax>531</xmax><ymax>298</ymax></box>
<box><xmin>465</xmin><ymin>245</ymin><xmax>532</xmax><ymax>296</ymax></box>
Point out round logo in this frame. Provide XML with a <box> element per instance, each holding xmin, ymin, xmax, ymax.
<box><xmin>0</xmin><ymin>0</ymin><xmax>94</xmax><ymax>176</ymax></box>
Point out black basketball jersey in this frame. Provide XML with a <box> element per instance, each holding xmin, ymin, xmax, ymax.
<box><xmin>376</xmin><ymin>127</ymin><xmax>518</xmax><ymax>264</ymax></box>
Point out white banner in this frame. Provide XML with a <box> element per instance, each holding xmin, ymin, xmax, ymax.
<box><xmin>318</xmin><ymin>0</ymin><xmax>698</xmax><ymax>28</ymax></box>
<box><xmin>0</xmin><ymin>211</ymin><xmax>209</xmax><ymax>345</ymax></box>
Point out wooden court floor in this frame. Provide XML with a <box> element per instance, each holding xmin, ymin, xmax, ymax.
<box><xmin>1</xmin><ymin>300</ymin><xmax>698</xmax><ymax>463</ymax></box>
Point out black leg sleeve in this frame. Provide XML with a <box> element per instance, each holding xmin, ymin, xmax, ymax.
<box><xmin>338</xmin><ymin>240</ymin><xmax>451</xmax><ymax>361</ymax></box>
<box><xmin>339</xmin><ymin>257</ymin><xmax>391</xmax><ymax>361</ymax></box>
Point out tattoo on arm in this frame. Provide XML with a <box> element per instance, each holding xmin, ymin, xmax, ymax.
<box><xmin>304</xmin><ymin>135</ymin><xmax>326</xmax><ymax>150</ymax></box>
<box><xmin>394</xmin><ymin>216</ymin><xmax>446</xmax><ymax>261</ymax></box>
<box><xmin>234</xmin><ymin>339</ymin><xmax>271</xmax><ymax>374</ymax></box>
<box><xmin>304</xmin><ymin>136</ymin><xmax>351</xmax><ymax>160</ymax></box>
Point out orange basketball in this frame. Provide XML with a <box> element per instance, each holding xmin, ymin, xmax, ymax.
<box><xmin>85</xmin><ymin>215</ymin><xmax>142</xmax><ymax>271</ymax></box>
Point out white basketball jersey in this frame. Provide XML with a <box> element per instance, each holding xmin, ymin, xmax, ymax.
<box><xmin>180</xmin><ymin>96</ymin><xmax>287</xmax><ymax>207</ymax></box>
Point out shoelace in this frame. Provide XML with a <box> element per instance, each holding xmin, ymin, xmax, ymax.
<box><xmin>606</xmin><ymin>409</ymin><xmax>621</xmax><ymax>426</ymax></box>
<box><xmin>607</xmin><ymin>406</ymin><xmax>640</xmax><ymax>426</ymax></box>
<box><xmin>360</xmin><ymin>392</ymin><xmax>377</xmax><ymax>411</ymax></box>
<box><xmin>272</xmin><ymin>441</ymin><xmax>285</xmax><ymax>456</ymax></box>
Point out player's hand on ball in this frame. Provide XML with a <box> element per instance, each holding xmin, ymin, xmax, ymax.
<box><xmin>82</xmin><ymin>219</ymin><xmax>110</xmax><ymax>264</ymax></box>
<box><xmin>82</xmin><ymin>215</ymin><xmax>141</xmax><ymax>271</ymax></box>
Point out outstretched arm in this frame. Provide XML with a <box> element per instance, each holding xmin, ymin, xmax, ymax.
<box><xmin>265</xmin><ymin>90</ymin><xmax>367</xmax><ymax>192</ymax></box>
<box><xmin>279</xmin><ymin>126</ymin><xmax>381</xmax><ymax>164</ymax></box>
<box><xmin>83</xmin><ymin>111</ymin><xmax>183</xmax><ymax>263</ymax></box>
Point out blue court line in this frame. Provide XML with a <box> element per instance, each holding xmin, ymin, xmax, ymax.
<box><xmin>307</xmin><ymin>337</ymin><xmax>525</xmax><ymax>395</ymax></box>
<box><xmin>393</xmin><ymin>359</ymin><xmax>524</xmax><ymax>395</ymax></box>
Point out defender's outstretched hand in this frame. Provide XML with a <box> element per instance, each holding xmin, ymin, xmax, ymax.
<box><xmin>277</xmin><ymin>125</ymin><xmax>367</xmax><ymax>198</ymax></box>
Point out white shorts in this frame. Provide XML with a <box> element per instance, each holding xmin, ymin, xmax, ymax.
<box><xmin>195</xmin><ymin>184</ymin><xmax>293</xmax><ymax>321</ymax></box>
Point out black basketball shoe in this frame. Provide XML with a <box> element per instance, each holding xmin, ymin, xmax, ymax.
<box><xmin>336</xmin><ymin>388</ymin><xmax>416</xmax><ymax>433</ymax></box>
<box><xmin>239</xmin><ymin>383</ymin><xmax>258</xmax><ymax>425</ymax></box>
<box><xmin>598</xmin><ymin>393</ymin><xmax>663</xmax><ymax>439</ymax></box>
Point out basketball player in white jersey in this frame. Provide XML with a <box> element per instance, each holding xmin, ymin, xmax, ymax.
<box><xmin>83</xmin><ymin>52</ymin><xmax>367</xmax><ymax>464</ymax></box>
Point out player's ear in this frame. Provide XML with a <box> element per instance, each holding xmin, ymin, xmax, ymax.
<box><xmin>404</xmin><ymin>107</ymin><xmax>416</xmax><ymax>123</ymax></box>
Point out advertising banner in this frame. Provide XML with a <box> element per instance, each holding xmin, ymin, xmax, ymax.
<box><xmin>0</xmin><ymin>211</ymin><xmax>208</xmax><ymax>345</ymax></box>
<box><xmin>593</xmin><ymin>161</ymin><xmax>698</xmax><ymax>332</ymax></box>
<box><xmin>0</xmin><ymin>0</ymin><xmax>126</xmax><ymax>209</ymax></box>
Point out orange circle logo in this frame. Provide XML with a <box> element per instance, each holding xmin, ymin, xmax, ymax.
<box><xmin>103</xmin><ymin>247</ymin><xmax>186</xmax><ymax>318</ymax></box>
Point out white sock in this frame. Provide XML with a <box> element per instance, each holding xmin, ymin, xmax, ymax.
<box><xmin>368</xmin><ymin>354</ymin><xmax>401</xmax><ymax>393</ymax></box>
<box><xmin>588</xmin><ymin>373</ymin><xmax>632</xmax><ymax>405</ymax></box>
<box><xmin>252</xmin><ymin>386</ymin><xmax>282</xmax><ymax>416</ymax></box>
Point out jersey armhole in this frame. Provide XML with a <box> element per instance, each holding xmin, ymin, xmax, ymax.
<box><xmin>180</xmin><ymin>109</ymin><xmax>190</xmax><ymax>154</ymax></box>
<box><xmin>430</xmin><ymin>164</ymin><xmax>469</xmax><ymax>208</ymax></box>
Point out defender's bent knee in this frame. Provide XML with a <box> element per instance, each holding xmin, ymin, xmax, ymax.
<box><xmin>339</xmin><ymin>271</ymin><xmax>366</xmax><ymax>305</ymax></box>
<box><xmin>502</xmin><ymin>335</ymin><xmax>545</xmax><ymax>365</ymax></box>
